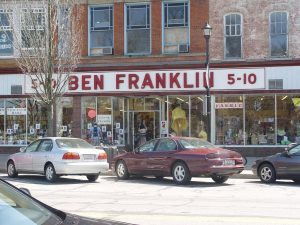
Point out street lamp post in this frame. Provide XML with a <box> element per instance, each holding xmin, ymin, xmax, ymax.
<box><xmin>203</xmin><ymin>22</ymin><xmax>212</xmax><ymax>142</ymax></box>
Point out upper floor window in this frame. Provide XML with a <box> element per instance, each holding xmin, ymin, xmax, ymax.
<box><xmin>125</xmin><ymin>4</ymin><xmax>150</xmax><ymax>55</ymax></box>
<box><xmin>270</xmin><ymin>12</ymin><xmax>288</xmax><ymax>57</ymax></box>
<box><xmin>0</xmin><ymin>9</ymin><xmax>13</xmax><ymax>56</ymax></box>
<box><xmin>163</xmin><ymin>2</ymin><xmax>189</xmax><ymax>54</ymax></box>
<box><xmin>89</xmin><ymin>6</ymin><xmax>113</xmax><ymax>56</ymax></box>
<box><xmin>224</xmin><ymin>13</ymin><xmax>242</xmax><ymax>59</ymax></box>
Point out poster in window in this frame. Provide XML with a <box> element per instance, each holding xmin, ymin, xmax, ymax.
<box><xmin>87</xmin><ymin>123</ymin><xmax>92</xmax><ymax>129</ymax></box>
<box><xmin>107</xmin><ymin>131</ymin><xmax>112</xmax><ymax>137</ymax></box>
<box><xmin>13</xmin><ymin>124</ymin><xmax>19</xmax><ymax>130</ymax></box>
<box><xmin>119</xmin><ymin>129</ymin><xmax>123</xmax><ymax>135</ymax></box>
<box><xmin>116</xmin><ymin>123</ymin><xmax>120</xmax><ymax>129</ymax></box>
<box><xmin>160</xmin><ymin>121</ymin><xmax>168</xmax><ymax>134</ymax></box>
<box><xmin>35</xmin><ymin>123</ymin><xmax>40</xmax><ymax>130</ymax></box>
<box><xmin>62</xmin><ymin>126</ymin><xmax>68</xmax><ymax>132</ymax></box>
<box><xmin>7</xmin><ymin>129</ymin><xmax>12</xmax><ymax>135</ymax></box>
<box><xmin>102</xmin><ymin>126</ymin><xmax>106</xmax><ymax>132</ymax></box>
<box><xmin>30</xmin><ymin>128</ymin><xmax>35</xmax><ymax>134</ymax></box>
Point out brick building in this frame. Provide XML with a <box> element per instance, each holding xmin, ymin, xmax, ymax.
<box><xmin>0</xmin><ymin>0</ymin><xmax>300</xmax><ymax>156</ymax></box>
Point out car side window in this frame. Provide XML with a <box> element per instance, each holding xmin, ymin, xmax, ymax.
<box><xmin>289</xmin><ymin>145</ymin><xmax>300</xmax><ymax>156</ymax></box>
<box><xmin>156</xmin><ymin>139</ymin><xmax>177</xmax><ymax>152</ymax></box>
<box><xmin>25</xmin><ymin>140</ymin><xmax>41</xmax><ymax>152</ymax></box>
<box><xmin>139</xmin><ymin>140</ymin><xmax>158</xmax><ymax>153</ymax></box>
<box><xmin>37</xmin><ymin>140</ymin><xmax>53</xmax><ymax>152</ymax></box>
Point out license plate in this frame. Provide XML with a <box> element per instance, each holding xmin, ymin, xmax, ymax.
<box><xmin>83</xmin><ymin>154</ymin><xmax>95</xmax><ymax>160</ymax></box>
<box><xmin>223</xmin><ymin>159</ymin><xmax>235</xmax><ymax>166</ymax></box>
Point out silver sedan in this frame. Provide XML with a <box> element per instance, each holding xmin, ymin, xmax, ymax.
<box><xmin>7</xmin><ymin>137</ymin><xmax>109</xmax><ymax>182</ymax></box>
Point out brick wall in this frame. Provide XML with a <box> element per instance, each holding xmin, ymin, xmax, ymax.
<box><xmin>114</xmin><ymin>2</ymin><xmax>125</xmax><ymax>56</ymax></box>
<box><xmin>209</xmin><ymin>0</ymin><xmax>300</xmax><ymax>61</ymax></box>
<box><xmin>151</xmin><ymin>0</ymin><xmax>162</xmax><ymax>55</ymax></box>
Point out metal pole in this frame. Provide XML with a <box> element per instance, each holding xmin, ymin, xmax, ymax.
<box><xmin>205</xmin><ymin>36</ymin><xmax>211</xmax><ymax>142</ymax></box>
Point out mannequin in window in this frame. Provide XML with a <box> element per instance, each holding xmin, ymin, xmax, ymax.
<box><xmin>198</xmin><ymin>121</ymin><xmax>207</xmax><ymax>141</ymax></box>
<box><xmin>171</xmin><ymin>103</ymin><xmax>187</xmax><ymax>136</ymax></box>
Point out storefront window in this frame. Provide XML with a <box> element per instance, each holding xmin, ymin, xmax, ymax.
<box><xmin>277</xmin><ymin>95</ymin><xmax>300</xmax><ymax>144</ymax></box>
<box><xmin>129</xmin><ymin>97</ymin><xmax>144</xmax><ymax>111</ymax></box>
<box><xmin>215</xmin><ymin>96</ymin><xmax>244</xmax><ymax>145</ymax></box>
<box><xmin>145</xmin><ymin>97</ymin><xmax>160</xmax><ymax>110</ymax></box>
<box><xmin>0</xmin><ymin>100</ymin><xmax>4</xmax><ymax>144</ymax></box>
<box><xmin>6</xmin><ymin>99</ymin><xmax>27</xmax><ymax>145</ymax></box>
<box><xmin>245</xmin><ymin>95</ymin><xmax>275</xmax><ymax>145</ymax></box>
<box><xmin>27</xmin><ymin>100</ymin><xmax>47</xmax><ymax>143</ymax></box>
<box><xmin>81</xmin><ymin>96</ymin><xmax>96</xmax><ymax>140</ymax></box>
<box><xmin>113</xmin><ymin>97</ymin><xmax>124</xmax><ymax>145</ymax></box>
<box><xmin>97</xmin><ymin>97</ymin><xmax>112</xmax><ymax>144</ymax></box>
<box><xmin>57</xmin><ymin>97</ymin><xmax>73</xmax><ymax>137</ymax></box>
<box><xmin>168</xmin><ymin>96</ymin><xmax>189</xmax><ymax>137</ymax></box>
<box><xmin>190</xmin><ymin>96</ymin><xmax>206</xmax><ymax>139</ymax></box>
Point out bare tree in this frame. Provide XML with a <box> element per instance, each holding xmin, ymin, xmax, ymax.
<box><xmin>0</xmin><ymin>0</ymin><xmax>82</xmax><ymax>136</ymax></box>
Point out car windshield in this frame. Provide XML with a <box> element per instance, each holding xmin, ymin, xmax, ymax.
<box><xmin>179</xmin><ymin>138</ymin><xmax>216</xmax><ymax>149</ymax></box>
<box><xmin>0</xmin><ymin>180</ymin><xmax>61</xmax><ymax>225</ymax></box>
<box><xmin>56</xmin><ymin>139</ymin><xmax>94</xmax><ymax>149</ymax></box>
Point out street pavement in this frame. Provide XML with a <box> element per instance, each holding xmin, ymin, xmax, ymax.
<box><xmin>1</xmin><ymin>174</ymin><xmax>300</xmax><ymax>225</ymax></box>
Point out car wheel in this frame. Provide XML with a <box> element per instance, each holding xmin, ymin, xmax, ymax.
<box><xmin>86</xmin><ymin>174</ymin><xmax>99</xmax><ymax>182</ymax></box>
<box><xmin>259</xmin><ymin>163</ymin><xmax>276</xmax><ymax>183</ymax></box>
<box><xmin>45</xmin><ymin>163</ymin><xmax>57</xmax><ymax>183</ymax></box>
<box><xmin>116</xmin><ymin>160</ymin><xmax>129</xmax><ymax>179</ymax></box>
<box><xmin>7</xmin><ymin>161</ymin><xmax>18</xmax><ymax>178</ymax></box>
<box><xmin>211</xmin><ymin>175</ymin><xmax>229</xmax><ymax>184</ymax></box>
<box><xmin>172</xmin><ymin>162</ymin><xmax>191</xmax><ymax>185</ymax></box>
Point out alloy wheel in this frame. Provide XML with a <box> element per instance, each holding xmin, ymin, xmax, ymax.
<box><xmin>259</xmin><ymin>163</ymin><xmax>276</xmax><ymax>183</ymax></box>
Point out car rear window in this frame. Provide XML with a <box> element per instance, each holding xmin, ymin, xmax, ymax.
<box><xmin>56</xmin><ymin>139</ymin><xmax>94</xmax><ymax>149</ymax></box>
<box><xmin>179</xmin><ymin>138</ymin><xmax>215</xmax><ymax>149</ymax></box>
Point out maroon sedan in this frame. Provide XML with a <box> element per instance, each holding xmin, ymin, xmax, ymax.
<box><xmin>112</xmin><ymin>137</ymin><xmax>244</xmax><ymax>185</ymax></box>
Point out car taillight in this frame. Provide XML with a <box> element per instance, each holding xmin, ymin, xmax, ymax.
<box><xmin>98</xmin><ymin>152</ymin><xmax>107</xmax><ymax>160</ymax></box>
<box><xmin>62</xmin><ymin>152</ymin><xmax>80</xmax><ymax>160</ymax></box>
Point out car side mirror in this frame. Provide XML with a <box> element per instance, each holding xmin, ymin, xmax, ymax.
<box><xmin>134</xmin><ymin>148</ymin><xmax>140</xmax><ymax>154</ymax></box>
<box><xmin>282</xmin><ymin>150</ymin><xmax>290</xmax><ymax>158</ymax></box>
<box><xmin>20</xmin><ymin>188</ymin><xmax>31</xmax><ymax>196</ymax></box>
<box><xmin>20</xmin><ymin>147</ymin><xmax>26</xmax><ymax>152</ymax></box>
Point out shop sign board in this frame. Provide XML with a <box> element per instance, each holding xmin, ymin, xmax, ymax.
<box><xmin>25</xmin><ymin>68</ymin><xmax>265</xmax><ymax>94</ymax></box>
<box><xmin>215</xmin><ymin>102</ymin><xmax>243</xmax><ymax>109</ymax></box>
<box><xmin>7</xmin><ymin>108</ymin><xmax>27</xmax><ymax>115</ymax></box>
<box><xmin>97</xmin><ymin>115</ymin><xmax>111</xmax><ymax>125</ymax></box>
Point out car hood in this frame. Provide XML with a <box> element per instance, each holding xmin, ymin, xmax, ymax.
<box><xmin>179</xmin><ymin>147</ymin><xmax>241</xmax><ymax>158</ymax></box>
<box><xmin>64</xmin><ymin>213</ymin><xmax>135</xmax><ymax>225</ymax></box>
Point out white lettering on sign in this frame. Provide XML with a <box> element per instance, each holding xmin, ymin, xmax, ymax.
<box><xmin>215</xmin><ymin>102</ymin><xmax>244</xmax><ymax>109</ymax></box>
<box><xmin>7</xmin><ymin>108</ymin><xmax>27</xmax><ymax>115</ymax></box>
<box><xmin>25</xmin><ymin>68</ymin><xmax>265</xmax><ymax>94</ymax></box>
<box><xmin>97</xmin><ymin>115</ymin><xmax>112</xmax><ymax>125</ymax></box>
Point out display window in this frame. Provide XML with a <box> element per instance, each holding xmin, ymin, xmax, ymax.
<box><xmin>245</xmin><ymin>95</ymin><xmax>275</xmax><ymax>145</ymax></box>
<box><xmin>277</xmin><ymin>95</ymin><xmax>300</xmax><ymax>144</ymax></box>
<box><xmin>57</xmin><ymin>97</ymin><xmax>73</xmax><ymax>137</ymax></box>
<box><xmin>0</xmin><ymin>100</ymin><xmax>4</xmax><ymax>144</ymax></box>
<box><xmin>81</xmin><ymin>96</ymin><xmax>97</xmax><ymax>140</ymax></box>
<box><xmin>97</xmin><ymin>97</ymin><xmax>112</xmax><ymax>144</ymax></box>
<box><xmin>112</xmin><ymin>97</ymin><xmax>124</xmax><ymax>145</ymax></box>
<box><xmin>190</xmin><ymin>96</ymin><xmax>206</xmax><ymax>139</ymax></box>
<box><xmin>215</xmin><ymin>95</ymin><xmax>244</xmax><ymax>145</ymax></box>
<box><xmin>168</xmin><ymin>96</ymin><xmax>189</xmax><ymax>137</ymax></box>
<box><xmin>27</xmin><ymin>99</ymin><xmax>47</xmax><ymax>143</ymax></box>
<box><xmin>6</xmin><ymin>99</ymin><xmax>27</xmax><ymax>145</ymax></box>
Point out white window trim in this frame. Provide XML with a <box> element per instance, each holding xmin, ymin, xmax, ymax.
<box><xmin>269</xmin><ymin>11</ymin><xmax>289</xmax><ymax>58</ymax></box>
<box><xmin>223</xmin><ymin>13</ymin><xmax>243</xmax><ymax>60</ymax></box>
<box><xmin>88</xmin><ymin>4</ymin><xmax>114</xmax><ymax>56</ymax></box>
<box><xmin>162</xmin><ymin>0</ymin><xmax>190</xmax><ymax>55</ymax></box>
<box><xmin>124</xmin><ymin>2</ymin><xmax>151</xmax><ymax>56</ymax></box>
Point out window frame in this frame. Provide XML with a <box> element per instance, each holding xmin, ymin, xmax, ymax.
<box><xmin>269</xmin><ymin>11</ymin><xmax>288</xmax><ymax>58</ymax></box>
<box><xmin>124</xmin><ymin>3</ymin><xmax>151</xmax><ymax>56</ymax></box>
<box><xmin>0</xmin><ymin>8</ymin><xmax>14</xmax><ymax>58</ymax></box>
<box><xmin>223</xmin><ymin>13</ymin><xmax>243</xmax><ymax>59</ymax></box>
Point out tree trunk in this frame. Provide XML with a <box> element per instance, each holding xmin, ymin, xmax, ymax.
<box><xmin>46</xmin><ymin>103</ymin><xmax>55</xmax><ymax>137</ymax></box>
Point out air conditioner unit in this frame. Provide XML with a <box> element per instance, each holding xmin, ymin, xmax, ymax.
<box><xmin>178</xmin><ymin>44</ymin><xmax>189</xmax><ymax>53</ymax></box>
<box><xmin>91</xmin><ymin>47</ymin><xmax>113</xmax><ymax>55</ymax></box>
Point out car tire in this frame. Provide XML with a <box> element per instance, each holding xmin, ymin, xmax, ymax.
<box><xmin>45</xmin><ymin>163</ymin><xmax>57</xmax><ymax>183</ymax></box>
<box><xmin>7</xmin><ymin>161</ymin><xmax>18</xmax><ymax>178</ymax></box>
<box><xmin>116</xmin><ymin>160</ymin><xmax>129</xmax><ymax>180</ymax></box>
<box><xmin>211</xmin><ymin>175</ymin><xmax>229</xmax><ymax>184</ymax></box>
<box><xmin>258</xmin><ymin>163</ymin><xmax>276</xmax><ymax>183</ymax></box>
<box><xmin>86</xmin><ymin>174</ymin><xmax>99</xmax><ymax>182</ymax></box>
<box><xmin>172</xmin><ymin>162</ymin><xmax>191</xmax><ymax>185</ymax></box>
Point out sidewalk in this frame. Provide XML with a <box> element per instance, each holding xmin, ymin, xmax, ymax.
<box><xmin>0</xmin><ymin>153</ymin><xmax>259</xmax><ymax>179</ymax></box>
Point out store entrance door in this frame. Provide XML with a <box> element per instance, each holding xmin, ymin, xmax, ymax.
<box><xmin>130</xmin><ymin>111</ymin><xmax>155</xmax><ymax>149</ymax></box>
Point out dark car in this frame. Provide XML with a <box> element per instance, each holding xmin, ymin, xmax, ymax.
<box><xmin>0</xmin><ymin>178</ymin><xmax>134</xmax><ymax>225</ymax></box>
<box><xmin>252</xmin><ymin>143</ymin><xmax>300</xmax><ymax>183</ymax></box>
<box><xmin>112</xmin><ymin>137</ymin><xmax>244</xmax><ymax>185</ymax></box>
